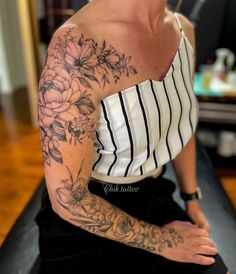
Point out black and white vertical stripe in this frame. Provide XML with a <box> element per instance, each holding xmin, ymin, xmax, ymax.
<box><xmin>136</xmin><ymin>85</ymin><xmax>151</xmax><ymax>175</ymax></box>
<box><xmin>100</xmin><ymin>101</ymin><xmax>118</xmax><ymax>175</ymax></box>
<box><xmin>118</xmin><ymin>92</ymin><xmax>134</xmax><ymax>176</ymax></box>
<box><xmin>92</xmin><ymin>33</ymin><xmax>199</xmax><ymax>180</ymax></box>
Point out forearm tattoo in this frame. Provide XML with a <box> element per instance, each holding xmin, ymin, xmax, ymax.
<box><xmin>56</xmin><ymin>161</ymin><xmax>183</xmax><ymax>253</ymax></box>
<box><xmin>38</xmin><ymin>27</ymin><xmax>137</xmax><ymax>166</ymax></box>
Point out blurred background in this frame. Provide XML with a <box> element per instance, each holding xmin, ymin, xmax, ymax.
<box><xmin>0</xmin><ymin>0</ymin><xmax>235</xmax><ymax>269</ymax></box>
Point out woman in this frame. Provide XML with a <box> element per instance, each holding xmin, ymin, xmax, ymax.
<box><xmin>36</xmin><ymin>0</ymin><xmax>229</xmax><ymax>273</ymax></box>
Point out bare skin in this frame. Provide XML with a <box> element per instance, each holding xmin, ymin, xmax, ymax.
<box><xmin>66</xmin><ymin>0</ymin><xmax>184</xmax><ymax>99</ymax></box>
<box><xmin>38</xmin><ymin>0</ymin><xmax>218</xmax><ymax>267</ymax></box>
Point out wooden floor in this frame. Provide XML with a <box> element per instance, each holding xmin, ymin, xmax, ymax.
<box><xmin>0</xmin><ymin>89</ymin><xmax>43</xmax><ymax>245</ymax></box>
<box><xmin>217</xmin><ymin>169</ymin><xmax>236</xmax><ymax>209</ymax></box>
<box><xmin>0</xmin><ymin>88</ymin><xmax>235</xmax><ymax>245</ymax></box>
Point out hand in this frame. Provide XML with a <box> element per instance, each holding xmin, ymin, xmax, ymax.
<box><xmin>157</xmin><ymin>221</ymin><xmax>217</xmax><ymax>265</ymax></box>
<box><xmin>186</xmin><ymin>200</ymin><xmax>211</xmax><ymax>233</ymax></box>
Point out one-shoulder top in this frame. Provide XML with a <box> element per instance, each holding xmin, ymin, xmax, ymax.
<box><xmin>91</xmin><ymin>14</ymin><xmax>199</xmax><ymax>183</ymax></box>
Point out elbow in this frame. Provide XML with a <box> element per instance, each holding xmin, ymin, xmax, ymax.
<box><xmin>48</xmin><ymin>191</ymin><xmax>69</xmax><ymax>220</ymax></box>
<box><xmin>50</xmin><ymin>200</ymin><xmax>73</xmax><ymax>224</ymax></box>
<box><xmin>50</xmin><ymin>199</ymin><xmax>65</xmax><ymax>219</ymax></box>
<box><xmin>50</xmin><ymin>188</ymin><xmax>91</xmax><ymax>222</ymax></box>
<box><xmin>51</xmin><ymin>200</ymin><xmax>60</xmax><ymax>215</ymax></box>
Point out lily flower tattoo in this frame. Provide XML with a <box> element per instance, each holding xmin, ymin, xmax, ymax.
<box><xmin>38</xmin><ymin>27</ymin><xmax>137</xmax><ymax>166</ymax></box>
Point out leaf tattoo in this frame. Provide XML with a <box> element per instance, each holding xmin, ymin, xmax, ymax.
<box><xmin>55</xmin><ymin>161</ymin><xmax>184</xmax><ymax>254</ymax></box>
<box><xmin>38</xmin><ymin>27</ymin><xmax>137</xmax><ymax>166</ymax></box>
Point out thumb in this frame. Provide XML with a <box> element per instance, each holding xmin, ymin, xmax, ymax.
<box><xmin>198</xmin><ymin>221</ymin><xmax>211</xmax><ymax>233</ymax></box>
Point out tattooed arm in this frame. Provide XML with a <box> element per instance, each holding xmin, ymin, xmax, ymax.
<box><xmin>54</xmin><ymin>160</ymin><xmax>183</xmax><ymax>254</ymax></box>
<box><xmin>38</xmin><ymin>25</ymin><xmax>216</xmax><ymax>265</ymax></box>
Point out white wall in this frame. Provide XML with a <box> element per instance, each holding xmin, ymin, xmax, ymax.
<box><xmin>0</xmin><ymin>0</ymin><xmax>27</xmax><ymax>94</ymax></box>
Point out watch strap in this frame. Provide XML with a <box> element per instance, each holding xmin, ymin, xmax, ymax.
<box><xmin>180</xmin><ymin>187</ymin><xmax>202</xmax><ymax>201</ymax></box>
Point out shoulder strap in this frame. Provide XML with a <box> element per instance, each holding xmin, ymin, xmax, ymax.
<box><xmin>174</xmin><ymin>13</ymin><xmax>183</xmax><ymax>34</ymax></box>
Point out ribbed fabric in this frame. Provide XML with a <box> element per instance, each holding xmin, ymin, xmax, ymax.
<box><xmin>91</xmin><ymin>15</ymin><xmax>199</xmax><ymax>183</ymax></box>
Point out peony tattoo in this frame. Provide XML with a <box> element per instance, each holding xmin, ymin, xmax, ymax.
<box><xmin>38</xmin><ymin>27</ymin><xmax>137</xmax><ymax>166</ymax></box>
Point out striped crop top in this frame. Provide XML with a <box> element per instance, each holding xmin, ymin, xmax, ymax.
<box><xmin>91</xmin><ymin>15</ymin><xmax>199</xmax><ymax>183</ymax></box>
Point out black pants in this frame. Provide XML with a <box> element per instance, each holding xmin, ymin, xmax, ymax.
<box><xmin>36</xmin><ymin>169</ymin><xmax>228</xmax><ymax>274</ymax></box>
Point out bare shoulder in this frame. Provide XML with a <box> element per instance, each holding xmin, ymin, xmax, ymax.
<box><xmin>175</xmin><ymin>13</ymin><xmax>195</xmax><ymax>51</ymax></box>
<box><xmin>42</xmin><ymin>23</ymin><xmax>101</xmax><ymax>96</ymax></box>
<box><xmin>38</xmin><ymin>22</ymin><xmax>138</xmax><ymax>166</ymax></box>
<box><xmin>43</xmin><ymin>23</ymin><xmax>137</xmax><ymax>101</ymax></box>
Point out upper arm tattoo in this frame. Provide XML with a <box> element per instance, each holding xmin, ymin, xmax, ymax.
<box><xmin>38</xmin><ymin>27</ymin><xmax>137</xmax><ymax>166</ymax></box>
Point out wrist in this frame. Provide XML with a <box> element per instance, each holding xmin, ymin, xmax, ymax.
<box><xmin>185</xmin><ymin>199</ymin><xmax>200</xmax><ymax>211</ymax></box>
<box><xmin>180</xmin><ymin>187</ymin><xmax>202</xmax><ymax>202</ymax></box>
<box><xmin>138</xmin><ymin>222</ymin><xmax>162</xmax><ymax>254</ymax></box>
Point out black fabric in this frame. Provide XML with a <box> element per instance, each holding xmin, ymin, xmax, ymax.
<box><xmin>35</xmin><ymin>167</ymin><xmax>227</xmax><ymax>274</ymax></box>
<box><xmin>0</xmin><ymin>183</ymin><xmax>44</xmax><ymax>274</ymax></box>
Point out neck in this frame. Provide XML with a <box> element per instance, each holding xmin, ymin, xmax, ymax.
<box><xmin>92</xmin><ymin>0</ymin><xmax>167</xmax><ymax>30</ymax></box>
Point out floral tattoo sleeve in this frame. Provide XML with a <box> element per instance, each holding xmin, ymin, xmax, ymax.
<box><xmin>55</xmin><ymin>160</ymin><xmax>184</xmax><ymax>253</ymax></box>
<box><xmin>39</xmin><ymin>27</ymin><xmax>184</xmax><ymax>256</ymax></box>
<box><xmin>38</xmin><ymin>27</ymin><xmax>137</xmax><ymax>166</ymax></box>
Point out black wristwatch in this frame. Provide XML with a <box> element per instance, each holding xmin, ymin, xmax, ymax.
<box><xmin>180</xmin><ymin>187</ymin><xmax>202</xmax><ymax>201</ymax></box>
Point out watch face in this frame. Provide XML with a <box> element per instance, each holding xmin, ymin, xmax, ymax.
<box><xmin>197</xmin><ymin>187</ymin><xmax>203</xmax><ymax>200</ymax></box>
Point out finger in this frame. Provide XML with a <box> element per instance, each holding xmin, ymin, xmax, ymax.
<box><xmin>192</xmin><ymin>255</ymin><xmax>215</xmax><ymax>265</ymax></box>
<box><xmin>170</xmin><ymin>221</ymin><xmax>196</xmax><ymax>229</ymax></box>
<box><xmin>197</xmin><ymin>222</ymin><xmax>211</xmax><ymax>233</ymax></box>
<box><xmin>191</xmin><ymin>227</ymin><xmax>210</xmax><ymax>237</ymax></box>
<box><xmin>195</xmin><ymin>246</ymin><xmax>217</xmax><ymax>256</ymax></box>
<box><xmin>204</xmin><ymin>224</ymin><xmax>211</xmax><ymax>233</ymax></box>
<box><xmin>184</xmin><ymin>221</ymin><xmax>195</xmax><ymax>225</ymax></box>
<box><xmin>198</xmin><ymin>237</ymin><xmax>216</xmax><ymax>248</ymax></box>
<box><xmin>181</xmin><ymin>221</ymin><xmax>197</xmax><ymax>228</ymax></box>
<box><xmin>193</xmin><ymin>236</ymin><xmax>216</xmax><ymax>248</ymax></box>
